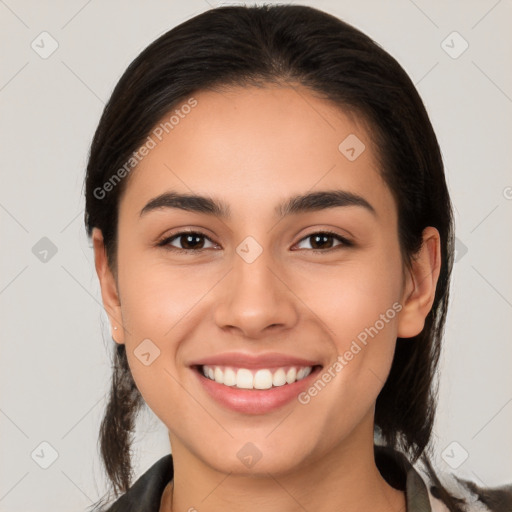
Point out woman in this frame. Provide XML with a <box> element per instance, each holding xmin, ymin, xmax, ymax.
<box><xmin>83</xmin><ymin>5</ymin><xmax>509</xmax><ymax>512</ymax></box>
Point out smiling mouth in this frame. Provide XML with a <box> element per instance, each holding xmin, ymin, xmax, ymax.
<box><xmin>195</xmin><ymin>364</ymin><xmax>323</xmax><ymax>390</ymax></box>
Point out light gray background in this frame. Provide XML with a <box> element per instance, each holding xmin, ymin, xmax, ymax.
<box><xmin>1</xmin><ymin>0</ymin><xmax>511</xmax><ymax>510</ymax></box>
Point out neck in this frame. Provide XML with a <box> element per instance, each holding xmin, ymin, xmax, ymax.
<box><xmin>161</xmin><ymin>420</ymin><xmax>406</xmax><ymax>512</ymax></box>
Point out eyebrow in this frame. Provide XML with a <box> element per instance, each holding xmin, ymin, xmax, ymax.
<box><xmin>139</xmin><ymin>190</ymin><xmax>376</xmax><ymax>219</ymax></box>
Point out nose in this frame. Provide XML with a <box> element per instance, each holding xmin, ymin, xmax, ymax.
<box><xmin>213</xmin><ymin>246</ymin><xmax>299</xmax><ymax>339</ymax></box>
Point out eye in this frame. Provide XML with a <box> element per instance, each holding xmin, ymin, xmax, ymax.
<box><xmin>157</xmin><ymin>230</ymin><xmax>352</xmax><ymax>253</ymax></box>
<box><xmin>294</xmin><ymin>231</ymin><xmax>353</xmax><ymax>251</ymax></box>
<box><xmin>157</xmin><ymin>231</ymin><xmax>219</xmax><ymax>252</ymax></box>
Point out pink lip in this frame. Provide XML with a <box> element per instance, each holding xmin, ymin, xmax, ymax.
<box><xmin>189</xmin><ymin>351</ymin><xmax>321</xmax><ymax>369</ymax></box>
<box><xmin>191</xmin><ymin>364</ymin><xmax>322</xmax><ymax>415</ymax></box>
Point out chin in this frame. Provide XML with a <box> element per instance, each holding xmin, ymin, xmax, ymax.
<box><xmin>196</xmin><ymin>435</ymin><xmax>314</xmax><ymax>477</ymax></box>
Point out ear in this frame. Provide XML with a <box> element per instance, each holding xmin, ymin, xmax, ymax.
<box><xmin>92</xmin><ymin>227</ymin><xmax>125</xmax><ymax>344</ymax></box>
<box><xmin>397</xmin><ymin>226</ymin><xmax>442</xmax><ymax>338</ymax></box>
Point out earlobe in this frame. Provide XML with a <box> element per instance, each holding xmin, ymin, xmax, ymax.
<box><xmin>92</xmin><ymin>227</ymin><xmax>125</xmax><ymax>345</ymax></box>
<box><xmin>397</xmin><ymin>227</ymin><xmax>441</xmax><ymax>338</ymax></box>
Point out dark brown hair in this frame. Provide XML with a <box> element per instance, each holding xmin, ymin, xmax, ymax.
<box><xmin>84</xmin><ymin>5</ymin><xmax>463</xmax><ymax>511</ymax></box>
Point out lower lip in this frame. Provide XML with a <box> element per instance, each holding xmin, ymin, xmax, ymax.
<box><xmin>193</xmin><ymin>366</ymin><xmax>322</xmax><ymax>415</ymax></box>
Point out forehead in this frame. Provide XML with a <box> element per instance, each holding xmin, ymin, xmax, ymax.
<box><xmin>119</xmin><ymin>85</ymin><xmax>395</xmax><ymax>222</ymax></box>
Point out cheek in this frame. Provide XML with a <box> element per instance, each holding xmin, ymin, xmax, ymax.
<box><xmin>295</xmin><ymin>271</ymin><xmax>401</xmax><ymax>446</ymax></box>
<box><xmin>118</xmin><ymin>252</ymin><xmax>219</xmax><ymax>338</ymax></box>
<box><xmin>116</xmin><ymin>255</ymin><xmax>224</xmax><ymax>418</ymax></box>
<box><xmin>315</xmin><ymin>274</ymin><xmax>400</xmax><ymax>389</ymax></box>
<box><xmin>293</xmin><ymin>246</ymin><xmax>403</xmax><ymax>344</ymax></box>
<box><xmin>291</xmin><ymin>247</ymin><xmax>403</xmax><ymax>412</ymax></box>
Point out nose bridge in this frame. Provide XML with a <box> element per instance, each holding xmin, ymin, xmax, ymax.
<box><xmin>213</xmin><ymin>238</ymin><xmax>298</xmax><ymax>336</ymax></box>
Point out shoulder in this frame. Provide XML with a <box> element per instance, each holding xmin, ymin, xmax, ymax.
<box><xmin>375</xmin><ymin>444</ymin><xmax>512</xmax><ymax>512</ymax></box>
<box><xmin>415</xmin><ymin>461</ymin><xmax>512</xmax><ymax>512</ymax></box>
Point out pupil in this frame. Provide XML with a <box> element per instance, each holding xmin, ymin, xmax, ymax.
<box><xmin>312</xmin><ymin>234</ymin><xmax>331</xmax><ymax>249</ymax></box>
<box><xmin>183</xmin><ymin>234</ymin><xmax>203</xmax><ymax>249</ymax></box>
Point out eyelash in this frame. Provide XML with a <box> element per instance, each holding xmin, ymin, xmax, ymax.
<box><xmin>156</xmin><ymin>229</ymin><xmax>353</xmax><ymax>253</ymax></box>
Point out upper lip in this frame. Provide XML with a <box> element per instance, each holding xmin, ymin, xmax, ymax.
<box><xmin>190</xmin><ymin>352</ymin><xmax>322</xmax><ymax>369</ymax></box>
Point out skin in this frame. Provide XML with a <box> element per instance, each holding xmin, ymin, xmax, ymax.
<box><xmin>93</xmin><ymin>84</ymin><xmax>441</xmax><ymax>512</ymax></box>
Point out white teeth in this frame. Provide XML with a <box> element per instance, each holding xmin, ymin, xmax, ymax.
<box><xmin>214</xmin><ymin>367</ymin><xmax>224</xmax><ymax>384</ymax></box>
<box><xmin>297</xmin><ymin>367</ymin><xmax>312</xmax><ymax>379</ymax></box>
<box><xmin>272</xmin><ymin>368</ymin><xmax>287</xmax><ymax>387</ymax></box>
<box><xmin>254</xmin><ymin>369</ymin><xmax>273</xmax><ymax>389</ymax></box>
<box><xmin>285</xmin><ymin>367</ymin><xmax>296</xmax><ymax>384</ymax></box>
<box><xmin>236</xmin><ymin>369</ymin><xmax>254</xmax><ymax>389</ymax></box>
<box><xmin>223</xmin><ymin>367</ymin><xmax>236</xmax><ymax>386</ymax></box>
<box><xmin>201</xmin><ymin>364</ymin><xmax>314</xmax><ymax>389</ymax></box>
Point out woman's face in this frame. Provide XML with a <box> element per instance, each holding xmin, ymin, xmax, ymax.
<box><xmin>95</xmin><ymin>84</ymin><xmax>433</xmax><ymax>475</ymax></box>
